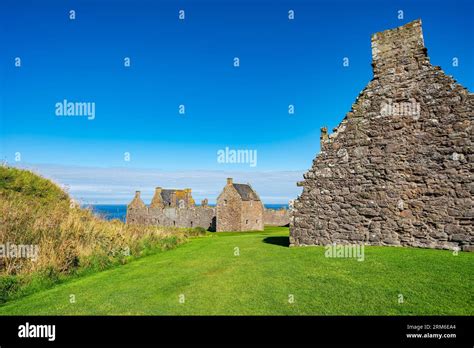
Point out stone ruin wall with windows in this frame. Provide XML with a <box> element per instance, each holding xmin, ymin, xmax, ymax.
<box><xmin>290</xmin><ymin>20</ymin><xmax>473</xmax><ymax>251</ymax></box>
<box><xmin>127</xmin><ymin>203</ymin><xmax>217</xmax><ymax>230</ymax></box>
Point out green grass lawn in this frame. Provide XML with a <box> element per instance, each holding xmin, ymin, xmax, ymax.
<box><xmin>0</xmin><ymin>226</ymin><xmax>472</xmax><ymax>315</ymax></box>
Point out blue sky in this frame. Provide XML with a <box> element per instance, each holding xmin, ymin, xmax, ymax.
<box><xmin>1</xmin><ymin>0</ymin><xmax>473</xmax><ymax>203</ymax></box>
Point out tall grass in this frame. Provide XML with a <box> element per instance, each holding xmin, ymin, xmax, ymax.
<box><xmin>0</xmin><ymin>166</ymin><xmax>204</xmax><ymax>303</ymax></box>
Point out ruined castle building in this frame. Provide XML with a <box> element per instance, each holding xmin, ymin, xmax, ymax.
<box><xmin>127</xmin><ymin>186</ymin><xmax>214</xmax><ymax>229</ymax></box>
<box><xmin>126</xmin><ymin>178</ymin><xmax>290</xmax><ymax>231</ymax></box>
<box><xmin>216</xmin><ymin>178</ymin><xmax>264</xmax><ymax>232</ymax></box>
<box><xmin>290</xmin><ymin>20</ymin><xmax>473</xmax><ymax>251</ymax></box>
<box><xmin>126</xmin><ymin>179</ymin><xmax>286</xmax><ymax>231</ymax></box>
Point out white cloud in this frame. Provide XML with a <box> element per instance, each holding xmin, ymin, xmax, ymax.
<box><xmin>14</xmin><ymin>163</ymin><xmax>304</xmax><ymax>205</ymax></box>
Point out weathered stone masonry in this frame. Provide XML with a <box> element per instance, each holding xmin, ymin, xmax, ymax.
<box><xmin>290</xmin><ymin>20</ymin><xmax>473</xmax><ymax>251</ymax></box>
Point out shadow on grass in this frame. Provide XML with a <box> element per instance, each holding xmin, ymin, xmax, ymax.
<box><xmin>263</xmin><ymin>236</ymin><xmax>289</xmax><ymax>247</ymax></box>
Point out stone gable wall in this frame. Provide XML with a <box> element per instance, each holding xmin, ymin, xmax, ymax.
<box><xmin>216</xmin><ymin>185</ymin><xmax>243</xmax><ymax>232</ymax></box>
<box><xmin>290</xmin><ymin>20</ymin><xmax>473</xmax><ymax>251</ymax></box>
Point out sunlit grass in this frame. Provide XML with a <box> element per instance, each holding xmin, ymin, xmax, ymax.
<box><xmin>0</xmin><ymin>226</ymin><xmax>472</xmax><ymax>315</ymax></box>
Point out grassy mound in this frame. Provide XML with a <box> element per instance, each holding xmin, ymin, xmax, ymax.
<box><xmin>0</xmin><ymin>166</ymin><xmax>204</xmax><ymax>303</ymax></box>
<box><xmin>0</xmin><ymin>166</ymin><xmax>69</xmax><ymax>204</ymax></box>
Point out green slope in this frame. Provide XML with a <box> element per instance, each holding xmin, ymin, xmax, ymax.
<box><xmin>0</xmin><ymin>166</ymin><xmax>69</xmax><ymax>204</ymax></box>
<box><xmin>0</xmin><ymin>226</ymin><xmax>472</xmax><ymax>315</ymax></box>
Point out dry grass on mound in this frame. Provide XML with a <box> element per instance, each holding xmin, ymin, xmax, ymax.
<box><xmin>0</xmin><ymin>197</ymin><xmax>193</xmax><ymax>276</ymax></box>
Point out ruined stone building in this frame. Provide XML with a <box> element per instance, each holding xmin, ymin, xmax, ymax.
<box><xmin>127</xmin><ymin>188</ymin><xmax>215</xmax><ymax>230</ymax></box>
<box><xmin>127</xmin><ymin>178</ymin><xmax>287</xmax><ymax>231</ymax></box>
<box><xmin>216</xmin><ymin>178</ymin><xmax>264</xmax><ymax>232</ymax></box>
<box><xmin>290</xmin><ymin>20</ymin><xmax>473</xmax><ymax>251</ymax></box>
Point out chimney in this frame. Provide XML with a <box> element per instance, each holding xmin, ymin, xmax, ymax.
<box><xmin>150</xmin><ymin>187</ymin><xmax>163</xmax><ymax>209</ymax></box>
<box><xmin>371</xmin><ymin>19</ymin><xmax>429</xmax><ymax>78</ymax></box>
<box><xmin>184</xmin><ymin>188</ymin><xmax>194</xmax><ymax>207</ymax></box>
<box><xmin>169</xmin><ymin>191</ymin><xmax>177</xmax><ymax>207</ymax></box>
<box><xmin>129</xmin><ymin>190</ymin><xmax>146</xmax><ymax>209</ymax></box>
<box><xmin>227</xmin><ymin>178</ymin><xmax>233</xmax><ymax>185</ymax></box>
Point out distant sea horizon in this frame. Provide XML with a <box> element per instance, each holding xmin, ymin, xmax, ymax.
<box><xmin>86</xmin><ymin>204</ymin><xmax>289</xmax><ymax>222</ymax></box>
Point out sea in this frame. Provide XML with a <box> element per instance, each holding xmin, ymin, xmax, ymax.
<box><xmin>87</xmin><ymin>204</ymin><xmax>289</xmax><ymax>222</ymax></box>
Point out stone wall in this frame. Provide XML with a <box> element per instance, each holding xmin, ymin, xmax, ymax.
<box><xmin>264</xmin><ymin>209</ymin><xmax>290</xmax><ymax>226</ymax></box>
<box><xmin>127</xmin><ymin>206</ymin><xmax>215</xmax><ymax>230</ymax></box>
<box><xmin>241</xmin><ymin>200</ymin><xmax>265</xmax><ymax>230</ymax></box>
<box><xmin>290</xmin><ymin>20</ymin><xmax>473</xmax><ymax>251</ymax></box>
